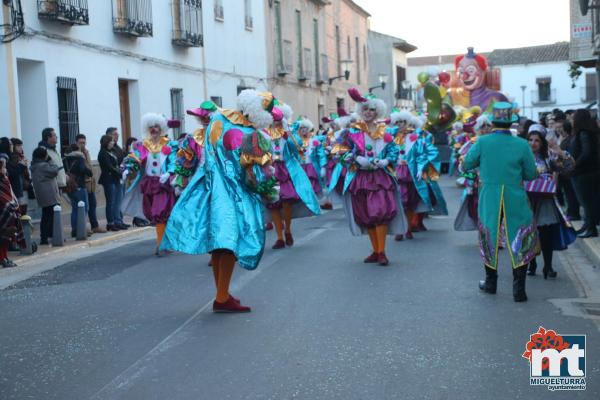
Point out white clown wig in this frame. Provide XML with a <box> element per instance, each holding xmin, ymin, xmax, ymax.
<box><xmin>411</xmin><ymin>115</ymin><xmax>425</xmax><ymax>129</ymax></box>
<box><xmin>335</xmin><ymin>115</ymin><xmax>353</xmax><ymax>129</ymax></box>
<box><xmin>355</xmin><ymin>98</ymin><xmax>387</xmax><ymax>120</ymax></box>
<box><xmin>237</xmin><ymin>89</ymin><xmax>274</xmax><ymax>130</ymax></box>
<box><xmin>298</xmin><ymin>118</ymin><xmax>314</xmax><ymax>131</ymax></box>
<box><xmin>279</xmin><ymin>103</ymin><xmax>294</xmax><ymax>122</ymax></box>
<box><xmin>141</xmin><ymin>113</ymin><xmax>168</xmax><ymax>134</ymax></box>
<box><xmin>475</xmin><ymin>114</ymin><xmax>492</xmax><ymax>131</ymax></box>
<box><xmin>390</xmin><ymin>110</ymin><xmax>414</xmax><ymax>126</ymax></box>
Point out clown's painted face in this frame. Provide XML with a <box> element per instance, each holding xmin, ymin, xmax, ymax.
<box><xmin>362</xmin><ymin>107</ymin><xmax>377</xmax><ymax>123</ymax></box>
<box><xmin>395</xmin><ymin>119</ymin><xmax>408</xmax><ymax>130</ymax></box>
<box><xmin>457</xmin><ymin>58</ymin><xmax>485</xmax><ymax>91</ymax></box>
<box><xmin>149</xmin><ymin>125</ymin><xmax>162</xmax><ymax>138</ymax></box>
<box><xmin>299</xmin><ymin>127</ymin><xmax>311</xmax><ymax>138</ymax></box>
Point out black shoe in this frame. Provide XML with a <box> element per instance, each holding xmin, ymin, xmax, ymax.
<box><xmin>575</xmin><ymin>224</ymin><xmax>588</xmax><ymax>235</ymax></box>
<box><xmin>479</xmin><ymin>266</ymin><xmax>497</xmax><ymax>294</ymax></box>
<box><xmin>71</xmin><ymin>231</ymin><xmax>77</xmax><ymax>238</ymax></box>
<box><xmin>527</xmin><ymin>258</ymin><xmax>537</xmax><ymax>276</ymax></box>
<box><xmin>40</xmin><ymin>238</ymin><xmax>49</xmax><ymax>245</ymax></box>
<box><xmin>120</xmin><ymin>223</ymin><xmax>131</xmax><ymax>228</ymax></box>
<box><xmin>1</xmin><ymin>258</ymin><xmax>17</xmax><ymax>268</ymax></box>
<box><xmin>513</xmin><ymin>267</ymin><xmax>528</xmax><ymax>302</ymax></box>
<box><xmin>543</xmin><ymin>265</ymin><xmax>557</xmax><ymax>279</ymax></box>
<box><xmin>117</xmin><ymin>223</ymin><xmax>129</xmax><ymax>230</ymax></box>
<box><xmin>133</xmin><ymin>219</ymin><xmax>150</xmax><ymax>227</ymax></box>
<box><xmin>578</xmin><ymin>227</ymin><xmax>598</xmax><ymax>239</ymax></box>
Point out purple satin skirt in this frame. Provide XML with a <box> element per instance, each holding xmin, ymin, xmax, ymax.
<box><xmin>140</xmin><ymin>176</ymin><xmax>176</xmax><ymax>224</ymax></box>
<box><xmin>302</xmin><ymin>163</ymin><xmax>322</xmax><ymax>195</ymax></box>
<box><xmin>348</xmin><ymin>169</ymin><xmax>398</xmax><ymax>228</ymax></box>
<box><xmin>268</xmin><ymin>161</ymin><xmax>300</xmax><ymax>210</ymax></box>
<box><xmin>396</xmin><ymin>164</ymin><xmax>419</xmax><ymax>210</ymax></box>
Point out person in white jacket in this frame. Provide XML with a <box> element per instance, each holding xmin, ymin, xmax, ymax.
<box><xmin>39</xmin><ymin>128</ymin><xmax>66</xmax><ymax>190</ymax></box>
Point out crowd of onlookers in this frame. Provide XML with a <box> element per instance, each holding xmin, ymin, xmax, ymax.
<box><xmin>518</xmin><ymin>108</ymin><xmax>600</xmax><ymax>239</ymax></box>
<box><xmin>0</xmin><ymin>127</ymin><xmax>149</xmax><ymax>268</ymax></box>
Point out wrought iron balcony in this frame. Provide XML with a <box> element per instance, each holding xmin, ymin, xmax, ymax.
<box><xmin>531</xmin><ymin>89</ymin><xmax>557</xmax><ymax>105</ymax></box>
<box><xmin>38</xmin><ymin>0</ymin><xmax>89</xmax><ymax>25</ymax></box>
<box><xmin>112</xmin><ymin>0</ymin><xmax>153</xmax><ymax>37</ymax></box>
<box><xmin>1</xmin><ymin>0</ymin><xmax>25</xmax><ymax>43</ymax></box>
<box><xmin>172</xmin><ymin>0</ymin><xmax>203</xmax><ymax>47</ymax></box>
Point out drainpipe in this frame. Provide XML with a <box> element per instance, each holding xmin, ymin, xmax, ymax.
<box><xmin>2</xmin><ymin>10</ymin><xmax>18</xmax><ymax>137</ymax></box>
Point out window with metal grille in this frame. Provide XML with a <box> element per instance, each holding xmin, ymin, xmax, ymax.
<box><xmin>295</xmin><ymin>10</ymin><xmax>304</xmax><ymax>80</ymax></box>
<box><xmin>274</xmin><ymin>1</ymin><xmax>286</xmax><ymax>75</ymax></box>
<box><xmin>170</xmin><ymin>88</ymin><xmax>185</xmax><ymax>138</ymax></box>
<box><xmin>172</xmin><ymin>0</ymin><xmax>203</xmax><ymax>47</ymax></box>
<box><xmin>355</xmin><ymin>37</ymin><xmax>360</xmax><ymax>84</ymax></box>
<box><xmin>1</xmin><ymin>0</ymin><xmax>25</xmax><ymax>43</ymax></box>
<box><xmin>214</xmin><ymin>0</ymin><xmax>224</xmax><ymax>21</ymax></box>
<box><xmin>335</xmin><ymin>25</ymin><xmax>341</xmax><ymax>76</ymax></box>
<box><xmin>112</xmin><ymin>0</ymin><xmax>153</xmax><ymax>37</ymax></box>
<box><xmin>56</xmin><ymin>77</ymin><xmax>80</xmax><ymax>155</ymax></box>
<box><xmin>313</xmin><ymin>18</ymin><xmax>321</xmax><ymax>84</ymax></box>
<box><xmin>38</xmin><ymin>0</ymin><xmax>89</xmax><ymax>25</ymax></box>
<box><xmin>244</xmin><ymin>0</ymin><xmax>253</xmax><ymax>30</ymax></box>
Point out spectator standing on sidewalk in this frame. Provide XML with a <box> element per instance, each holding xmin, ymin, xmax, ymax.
<box><xmin>98</xmin><ymin>135</ymin><xmax>126</xmax><ymax>231</ymax></box>
<box><xmin>63</xmin><ymin>144</ymin><xmax>93</xmax><ymax>238</ymax></box>
<box><xmin>8</xmin><ymin>138</ymin><xmax>30</xmax><ymax>215</ymax></box>
<box><xmin>75</xmin><ymin>134</ymin><xmax>105</xmax><ymax>234</ymax></box>
<box><xmin>0</xmin><ymin>153</ymin><xmax>26</xmax><ymax>268</ymax></box>
<box><xmin>570</xmin><ymin>109</ymin><xmax>600</xmax><ymax>238</ymax></box>
<box><xmin>30</xmin><ymin>147</ymin><xmax>62</xmax><ymax>245</ymax></box>
<box><xmin>39</xmin><ymin>128</ymin><xmax>66</xmax><ymax>191</ymax></box>
<box><xmin>107</xmin><ymin>127</ymin><xmax>130</xmax><ymax>229</ymax></box>
<box><xmin>555</xmin><ymin>119</ymin><xmax>581</xmax><ymax>220</ymax></box>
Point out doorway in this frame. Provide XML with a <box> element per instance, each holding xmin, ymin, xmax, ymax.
<box><xmin>118</xmin><ymin>79</ymin><xmax>131</xmax><ymax>146</ymax></box>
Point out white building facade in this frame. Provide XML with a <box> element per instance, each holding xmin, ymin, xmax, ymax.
<box><xmin>0</xmin><ymin>0</ymin><xmax>268</xmax><ymax>159</ymax></box>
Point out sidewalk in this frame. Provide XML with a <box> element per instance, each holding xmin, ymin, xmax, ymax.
<box><xmin>11</xmin><ymin>222</ymin><xmax>153</xmax><ymax>267</ymax></box>
<box><xmin>572</xmin><ymin>221</ymin><xmax>600</xmax><ymax>268</ymax></box>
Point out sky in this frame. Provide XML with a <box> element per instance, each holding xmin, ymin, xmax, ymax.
<box><xmin>353</xmin><ymin>0</ymin><xmax>571</xmax><ymax>57</ymax></box>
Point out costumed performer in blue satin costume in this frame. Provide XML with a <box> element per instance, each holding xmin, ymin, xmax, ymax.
<box><xmin>264</xmin><ymin>103</ymin><xmax>321</xmax><ymax>250</ymax></box>
<box><xmin>161</xmin><ymin>90</ymin><xmax>280</xmax><ymax>313</ymax></box>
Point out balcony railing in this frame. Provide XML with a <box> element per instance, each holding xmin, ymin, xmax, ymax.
<box><xmin>38</xmin><ymin>0</ymin><xmax>89</xmax><ymax>25</ymax></box>
<box><xmin>1</xmin><ymin>0</ymin><xmax>25</xmax><ymax>43</ymax></box>
<box><xmin>172</xmin><ymin>0</ymin><xmax>203</xmax><ymax>47</ymax></box>
<box><xmin>113</xmin><ymin>0</ymin><xmax>153</xmax><ymax>37</ymax></box>
<box><xmin>531</xmin><ymin>89</ymin><xmax>556</xmax><ymax>105</ymax></box>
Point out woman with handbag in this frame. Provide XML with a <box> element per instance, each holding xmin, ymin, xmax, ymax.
<box><xmin>63</xmin><ymin>144</ymin><xmax>93</xmax><ymax>238</ymax></box>
<box><xmin>525</xmin><ymin>126</ymin><xmax>577</xmax><ymax>279</ymax></box>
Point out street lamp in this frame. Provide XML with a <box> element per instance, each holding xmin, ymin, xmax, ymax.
<box><xmin>369</xmin><ymin>74</ymin><xmax>388</xmax><ymax>93</ymax></box>
<box><xmin>329</xmin><ymin>59</ymin><xmax>353</xmax><ymax>85</ymax></box>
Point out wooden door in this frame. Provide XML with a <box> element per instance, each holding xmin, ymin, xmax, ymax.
<box><xmin>118</xmin><ymin>80</ymin><xmax>131</xmax><ymax>146</ymax></box>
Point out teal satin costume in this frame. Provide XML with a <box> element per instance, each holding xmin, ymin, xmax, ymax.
<box><xmin>160</xmin><ymin>111</ymin><xmax>274</xmax><ymax>270</ymax></box>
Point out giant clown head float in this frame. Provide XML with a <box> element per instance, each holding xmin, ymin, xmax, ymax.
<box><xmin>451</xmin><ymin>47</ymin><xmax>508</xmax><ymax>112</ymax></box>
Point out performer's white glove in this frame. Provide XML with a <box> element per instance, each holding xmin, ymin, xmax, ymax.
<box><xmin>344</xmin><ymin>153</ymin><xmax>354</xmax><ymax>162</ymax></box>
<box><xmin>320</xmin><ymin>167</ymin><xmax>326</xmax><ymax>179</ymax></box>
<box><xmin>356</xmin><ymin>155</ymin><xmax>372</xmax><ymax>168</ymax></box>
<box><xmin>174</xmin><ymin>186</ymin><xmax>183</xmax><ymax>197</ymax></box>
<box><xmin>159</xmin><ymin>173</ymin><xmax>170</xmax><ymax>184</ymax></box>
<box><xmin>122</xmin><ymin>170</ymin><xmax>129</xmax><ymax>181</ymax></box>
<box><xmin>374</xmin><ymin>159</ymin><xmax>389</xmax><ymax>169</ymax></box>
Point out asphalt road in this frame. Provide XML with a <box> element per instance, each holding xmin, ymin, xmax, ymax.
<box><xmin>1</xmin><ymin>178</ymin><xmax>599</xmax><ymax>400</ymax></box>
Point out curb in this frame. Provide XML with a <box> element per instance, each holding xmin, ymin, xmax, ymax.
<box><xmin>13</xmin><ymin>226</ymin><xmax>154</xmax><ymax>267</ymax></box>
<box><xmin>572</xmin><ymin>221</ymin><xmax>600</xmax><ymax>267</ymax></box>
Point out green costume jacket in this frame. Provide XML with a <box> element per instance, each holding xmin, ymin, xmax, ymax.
<box><xmin>463</xmin><ymin>130</ymin><xmax>539</xmax><ymax>269</ymax></box>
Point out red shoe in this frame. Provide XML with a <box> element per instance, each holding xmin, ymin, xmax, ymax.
<box><xmin>213</xmin><ymin>296</ymin><xmax>251</xmax><ymax>313</ymax></box>
<box><xmin>285</xmin><ymin>232</ymin><xmax>294</xmax><ymax>246</ymax></box>
<box><xmin>364</xmin><ymin>252</ymin><xmax>379</xmax><ymax>263</ymax></box>
<box><xmin>395</xmin><ymin>234</ymin><xmax>404</xmax><ymax>241</ymax></box>
<box><xmin>406</xmin><ymin>231</ymin><xmax>414</xmax><ymax>240</ymax></box>
<box><xmin>265</xmin><ymin>222</ymin><xmax>274</xmax><ymax>231</ymax></box>
<box><xmin>320</xmin><ymin>203</ymin><xmax>333</xmax><ymax>210</ymax></box>
<box><xmin>378</xmin><ymin>252</ymin><xmax>389</xmax><ymax>266</ymax></box>
<box><xmin>272</xmin><ymin>239</ymin><xmax>285</xmax><ymax>249</ymax></box>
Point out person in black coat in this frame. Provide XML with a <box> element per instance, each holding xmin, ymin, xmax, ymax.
<box><xmin>63</xmin><ymin>144</ymin><xmax>93</xmax><ymax>237</ymax></box>
<box><xmin>98</xmin><ymin>135</ymin><xmax>126</xmax><ymax>231</ymax></box>
<box><xmin>570</xmin><ymin>109</ymin><xmax>600</xmax><ymax>238</ymax></box>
